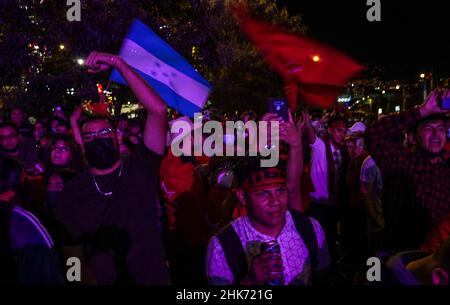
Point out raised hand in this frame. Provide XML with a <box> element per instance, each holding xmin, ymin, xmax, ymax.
<box><xmin>419</xmin><ymin>88</ymin><xmax>450</xmax><ymax>117</ymax></box>
<box><xmin>280</xmin><ymin>110</ymin><xmax>301</xmax><ymax>147</ymax></box>
<box><xmin>85</xmin><ymin>51</ymin><xmax>122</xmax><ymax>74</ymax></box>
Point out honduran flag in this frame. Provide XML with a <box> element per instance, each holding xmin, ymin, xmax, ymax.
<box><xmin>110</xmin><ymin>19</ymin><xmax>212</xmax><ymax>117</ymax></box>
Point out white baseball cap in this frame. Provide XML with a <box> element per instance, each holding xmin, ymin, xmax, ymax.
<box><xmin>348</xmin><ymin>121</ymin><xmax>366</xmax><ymax>134</ymax></box>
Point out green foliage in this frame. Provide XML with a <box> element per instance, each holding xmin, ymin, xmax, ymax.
<box><xmin>0</xmin><ymin>0</ymin><xmax>306</xmax><ymax>116</ymax></box>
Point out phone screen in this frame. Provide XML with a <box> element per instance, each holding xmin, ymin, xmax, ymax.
<box><xmin>268</xmin><ymin>98</ymin><xmax>289</xmax><ymax>121</ymax></box>
<box><xmin>441</xmin><ymin>97</ymin><xmax>450</xmax><ymax>110</ymax></box>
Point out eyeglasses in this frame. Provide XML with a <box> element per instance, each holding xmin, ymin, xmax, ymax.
<box><xmin>52</xmin><ymin>145</ymin><xmax>71</xmax><ymax>153</ymax></box>
<box><xmin>0</xmin><ymin>133</ymin><xmax>19</xmax><ymax>140</ymax></box>
<box><xmin>82</xmin><ymin>128</ymin><xmax>115</xmax><ymax>142</ymax></box>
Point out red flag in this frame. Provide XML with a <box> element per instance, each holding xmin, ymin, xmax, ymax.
<box><xmin>83</xmin><ymin>101</ymin><xmax>111</xmax><ymax>117</ymax></box>
<box><xmin>234</xmin><ymin>5</ymin><xmax>364</xmax><ymax>110</ymax></box>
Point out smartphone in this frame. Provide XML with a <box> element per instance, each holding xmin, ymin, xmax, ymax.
<box><xmin>440</xmin><ymin>97</ymin><xmax>450</xmax><ymax>110</ymax></box>
<box><xmin>268</xmin><ymin>98</ymin><xmax>289</xmax><ymax>121</ymax></box>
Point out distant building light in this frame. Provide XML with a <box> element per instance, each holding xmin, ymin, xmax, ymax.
<box><xmin>77</xmin><ymin>58</ymin><xmax>84</xmax><ymax>65</ymax></box>
<box><xmin>382</xmin><ymin>90</ymin><xmax>386</xmax><ymax>94</ymax></box>
<box><xmin>395</xmin><ymin>105</ymin><xmax>400</xmax><ymax>112</ymax></box>
<box><xmin>395</xmin><ymin>85</ymin><xmax>400</xmax><ymax>90</ymax></box>
<box><xmin>312</xmin><ymin>55</ymin><xmax>320</xmax><ymax>62</ymax></box>
<box><xmin>420</xmin><ymin>73</ymin><xmax>425</xmax><ymax>79</ymax></box>
<box><xmin>378</xmin><ymin>108</ymin><xmax>383</xmax><ymax>115</ymax></box>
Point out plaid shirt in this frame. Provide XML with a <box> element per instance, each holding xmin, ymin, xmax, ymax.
<box><xmin>366</xmin><ymin>108</ymin><xmax>450</xmax><ymax>249</ymax></box>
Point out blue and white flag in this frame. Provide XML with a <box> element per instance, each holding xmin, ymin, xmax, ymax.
<box><xmin>110</xmin><ymin>19</ymin><xmax>212</xmax><ymax>117</ymax></box>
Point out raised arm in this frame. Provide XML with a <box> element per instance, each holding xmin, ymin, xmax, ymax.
<box><xmin>85</xmin><ymin>52</ymin><xmax>167</xmax><ymax>155</ymax></box>
<box><xmin>300</xmin><ymin>111</ymin><xmax>316</xmax><ymax>145</ymax></box>
<box><xmin>69</xmin><ymin>105</ymin><xmax>84</xmax><ymax>151</ymax></box>
<box><xmin>366</xmin><ymin>88</ymin><xmax>448</xmax><ymax>171</ymax></box>
<box><xmin>260</xmin><ymin>111</ymin><xmax>304</xmax><ymax>212</ymax></box>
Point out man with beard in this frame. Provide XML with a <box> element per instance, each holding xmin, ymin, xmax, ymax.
<box><xmin>55</xmin><ymin>52</ymin><xmax>170</xmax><ymax>284</ymax></box>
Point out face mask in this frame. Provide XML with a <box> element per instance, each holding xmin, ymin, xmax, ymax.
<box><xmin>217</xmin><ymin>170</ymin><xmax>234</xmax><ymax>189</ymax></box>
<box><xmin>84</xmin><ymin>138</ymin><xmax>120</xmax><ymax>169</ymax></box>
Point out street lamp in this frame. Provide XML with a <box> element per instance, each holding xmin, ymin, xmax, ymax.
<box><xmin>420</xmin><ymin>73</ymin><xmax>425</xmax><ymax>79</ymax></box>
<box><xmin>59</xmin><ymin>44</ymin><xmax>65</xmax><ymax>50</ymax></box>
<box><xmin>77</xmin><ymin>58</ymin><xmax>84</xmax><ymax>65</ymax></box>
<box><xmin>395</xmin><ymin>85</ymin><xmax>400</xmax><ymax>90</ymax></box>
<box><xmin>312</xmin><ymin>55</ymin><xmax>320</xmax><ymax>62</ymax></box>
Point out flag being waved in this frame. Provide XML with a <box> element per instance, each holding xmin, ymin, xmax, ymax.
<box><xmin>110</xmin><ymin>19</ymin><xmax>212</xmax><ymax>117</ymax></box>
<box><xmin>234</xmin><ymin>5</ymin><xmax>364</xmax><ymax>110</ymax></box>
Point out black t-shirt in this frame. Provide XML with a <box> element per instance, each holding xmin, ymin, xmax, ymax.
<box><xmin>56</xmin><ymin>145</ymin><xmax>170</xmax><ymax>284</ymax></box>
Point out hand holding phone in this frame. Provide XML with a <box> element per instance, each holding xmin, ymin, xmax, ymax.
<box><xmin>268</xmin><ymin>98</ymin><xmax>289</xmax><ymax>121</ymax></box>
<box><xmin>440</xmin><ymin>96</ymin><xmax>450</xmax><ymax>110</ymax></box>
<box><xmin>437</xmin><ymin>88</ymin><xmax>450</xmax><ymax>110</ymax></box>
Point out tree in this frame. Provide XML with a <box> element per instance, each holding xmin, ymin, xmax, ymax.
<box><xmin>0</xmin><ymin>0</ymin><xmax>306</xmax><ymax>117</ymax></box>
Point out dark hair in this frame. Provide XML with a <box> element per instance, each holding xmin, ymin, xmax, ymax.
<box><xmin>412</xmin><ymin>114</ymin><xmax>448</xmax><ymax>134</ymax></box>
<box><xmin>328</xmin><ymin>112</ymin><xmax>348</xmax><ymax>127</ymax></box>
<box><xmin>79</xmin><ymin>116</ymin><xmax>115</xmax><ymax>131</ymax></box>
<box><xmin>49</xmin><ymin>116</ymin><xmax>67</xmax><ymax>127</ymax></box>
<box><xmin>234</xmin><ymin>157</ymin><xmax>286</xmax><ymax>187</ymax></box>
<box><xmin>34</xmin><ymin>120</ymin><xmax>46</xmax><ymax>127</ymax></box>
<box><xmin>0</xmin><ymin>122</ymin><xmax>19</xmax><ymax>134</ymax></box>
<box><xmin>0</xmin><ymin>158</ymin><xmax>22</xmax><ymax>194</ymax></box>
<box><xmin>51</xmin><ymin>134</ymin><xmax>77</xmax><ymax>150</ymax></box>
<box><xmin>48</xmin><ymin>134</ymin><xmax>84</xmax><ymax>172</ymax></box>
<box><xmin>240</xmin><ymin>110</ymin><xmax>257</xmax><ymax>121</ymax></box>
<box><xmin>10</xmin><ymin>106</ymin><xmax>24</xmax><ymax>113</ymax></box>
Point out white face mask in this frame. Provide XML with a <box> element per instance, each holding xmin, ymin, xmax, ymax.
<box><xmin>217</xmin><ymin>170</ymin><xmax>234</xmax><ymax>189</ymax></box>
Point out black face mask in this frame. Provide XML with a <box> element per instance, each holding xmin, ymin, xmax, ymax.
<box><xmin>84</xmin><ymin>138</ymin><xmax>120</xmax><ymax>169</ymax></box>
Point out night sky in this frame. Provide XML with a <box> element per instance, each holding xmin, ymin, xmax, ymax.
<box><xmin>279</xmin><ymin>0</ymin><xmax>450</xmax><ymax>80</ymax></box>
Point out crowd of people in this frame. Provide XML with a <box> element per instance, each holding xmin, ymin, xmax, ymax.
<box><xmin>1</xmin><ymin>52</ymin><xmax>449</xmax><ymax>285</ymax></box>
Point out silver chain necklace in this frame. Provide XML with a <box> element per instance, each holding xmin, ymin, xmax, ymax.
<box><xmin>92</xmin><ymin>161</ymin><xmax>124</xmax><ymax>196</ymax></box>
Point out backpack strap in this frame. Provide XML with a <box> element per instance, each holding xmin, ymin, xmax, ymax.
<box><xmin>0</xmin><ymin>203</ymin><xmax>18</xmax><ymax>284</ymax></box>
<box><xmin>290</xmin><ymin>210</ymin><xmax>319</xmax><ymax>270</ymax></box>
<box><xmin>215</xmin><ymin>223</ymin><xmax>248</xmax><ymax>284</ymax></box>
